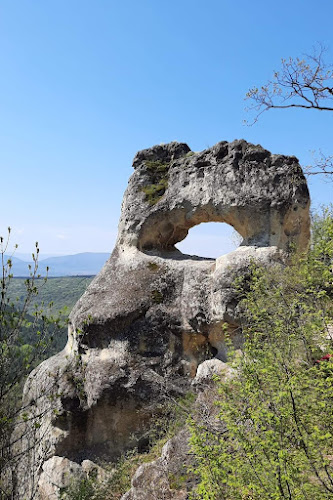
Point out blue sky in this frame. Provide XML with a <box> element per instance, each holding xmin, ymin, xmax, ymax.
<box><xmin>0</xmin><ymin>0</ymin><xmax>332</xmax><ymax>258</ymax></box>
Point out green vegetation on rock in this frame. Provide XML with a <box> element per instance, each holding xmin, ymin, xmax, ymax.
<box><xmin>141</xmin><ymin>159</ymin><xmax>171</xmax><ymax>205</ymax></box>
<box><xmin>151</xmin><ymin>289</ymin><xmax>163</xmax><ymax>304</ymax></box>
<box><xmin>141</xmin><ymin>177</ymin><xmax>168</xmax><ymax>205</ymax></box>
<box><xmin>63</xmin><ymin>394</ymin><xmax>195</xmax><ymax>500</ymax></box>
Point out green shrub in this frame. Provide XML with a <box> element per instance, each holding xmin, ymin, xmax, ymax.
<box><xmin>190</xmin><ymin>208</ymin><xmax>333</xmax><ymax>499</ymax></box>
<box><xmin>61</xmin><ymin>478</ymin><xmax>95</xmax><ymax>500</ymax></box>
<box><xmin>0</xmin><ymin>231</ymin><xmax>66</xmax><ymax>498</ymax></box>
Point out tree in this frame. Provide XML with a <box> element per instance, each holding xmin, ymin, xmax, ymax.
<box><xmin>246</xmin><ymin>44</ymin><xmax>333</xmax><ymax>178</ymax></box>
<box><xmin>0</xmin><ymin>228</ymin><xmax>63</xmax><ymax>499</ymax></box>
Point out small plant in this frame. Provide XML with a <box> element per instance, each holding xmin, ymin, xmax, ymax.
<box><xmin>168</xmin><ymin>471</ymin><xmax>188</xmax><ymax>491</ymax></box>
<box><xmin>145</xmin><ymin>159</ymin><xmax>170</xmax><ymax>173</ymax></box>
<box><xmin>151</xmin><ymin>289</ymin><xmax>163</xmax><ymax>304</ymax></box>
<box><xmin>60</xmin><ymin>478</ymin><xmax>95</xmax><ymax>500</ymax></box>
<box><xmin>147</xmin><ymin>262</ymin><xmax>160</xmax><ymax>272</ymax></box>
<box><xmin>141</xmin><ymin>160</ymin><xmax>171</xmax><ymax>205</ymax></box>
<box><xmin>141</xmin><ymin>178</ymin><xmax>168</xmax><ymax>205</ymax></box>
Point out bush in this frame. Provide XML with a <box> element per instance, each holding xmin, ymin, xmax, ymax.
<box><xmin>190</xmin><ymin>208</ymin><xmax>333</xmax><ymax>499</ymax></box>
<box><xmin>0</xmin><ymin>229</ymin><xmax>64</xmax><ymax>498</ymax></box>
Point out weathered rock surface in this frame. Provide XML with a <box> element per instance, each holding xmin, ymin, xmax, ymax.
<box><xmin>121</xmin><ymin>429</ymin><xmax>191</xmax><ymax>500</ymax></box>
<box><xmin>193</xmin><ymin>358</ymin><xmax>235</xmax><ymax>386</ymax></box>
<box><xmin>37</xmin><ymin>456</ymin><xmax>109</xmax><ymax>499</ymax></box>
<box><xmin>15</xmin><ymin>140</ymin><xmax>310</xmax><ymax>498</ymax></box>
<box><xmin>38</xmin><ymin>456</ymin><xmax>85</xmax><ymax>499</ymax></box>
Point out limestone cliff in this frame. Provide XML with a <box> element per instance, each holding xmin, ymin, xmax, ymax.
<box><xmin>15</xmin><ymin>140</ymin><xmax>310</xmax><ymax>498</ymax></box>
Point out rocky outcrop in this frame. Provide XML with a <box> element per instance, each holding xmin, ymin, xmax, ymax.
<box><xmin>37</xmin><ymin>456</ymin><xmax>109</xmax><ymax>499</ymax></box>
<box><xmin>15</xmin><ymin>140</ymin><xmax>310</xmax><ymax>498</ymax></box>
<box><xmin>122</xmin><ymin>429</ymin><xmax>192</xmax><ymax>500</ymax></box>
<box><xmin>192</xmin><ymin>358</ymin><xmax>235</xmax><ymax>386</ymax></box>
<box><xmin>38</xmin><ymin>457</ymin><xmax>85</xmax><ymax>499</ymax></box>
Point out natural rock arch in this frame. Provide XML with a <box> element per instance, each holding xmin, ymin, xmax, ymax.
<box><xmin>117</xmin><ymin>140</ymin><xmax>309</xmax><ymax>253</ymax></box>
<box><xmin>16</xmin><ymin>140</ymin><xmax>310</xmax><ymax>499</ymax></box>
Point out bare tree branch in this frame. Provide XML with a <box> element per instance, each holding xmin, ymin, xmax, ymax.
<box><xmin>245</xmin><ymin>44</ymin><xmax>333</xmax><ymax>181</ymax></box>
<box><xmin>245</xmin><ymin>44</ymin><xmax>333</xmax><ymax>124</ymax></box>
<box><xmin>304</xmin><ymin>152</ymin><xmax>333</xmax><ymax>178</ymax></box>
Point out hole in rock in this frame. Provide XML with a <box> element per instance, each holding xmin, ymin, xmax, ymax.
<box><xmin>176</xmin><ymin>222</ymin><xmax>241</xmax><ymax>259</ymax></box>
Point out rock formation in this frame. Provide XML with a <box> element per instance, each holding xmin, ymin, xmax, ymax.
<box><xmin>15</xmin><ymin>139</ymin><xmax>310</xmax><ymax>498</ymax></box>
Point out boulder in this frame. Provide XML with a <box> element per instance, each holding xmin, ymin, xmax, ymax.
<box><xmin>193</xmin><ymin>358</ymin><xmax>235</xmax><ymax>386</ymax></box>
<box><xmin>122</xmin><ymin>429</ymin><xmax>191</xmax><ymax>500</ymax></box>
<box><xmin>38</xmin><ymin>456</ymin><xmax>85</xmax><ymax>499</ymax></box>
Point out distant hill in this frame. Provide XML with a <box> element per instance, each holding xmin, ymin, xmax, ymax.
<box><xmin>8</xmin><ymin>276</ymin><xmax>94</xmax><ymax>355</ymax></box>
<box><xmin>8</xmin><ymin>276</ymin><xmax>93</xmax><ymax>314</ymax></box>
<box><xmin>4</xmin><ymin>252</ymin><xmax>110</xmax><ymax>277</ymax></box>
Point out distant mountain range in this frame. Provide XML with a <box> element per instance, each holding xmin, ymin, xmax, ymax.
<box><xmin>4</xmin><ymin>252</ymin><xmax>110</xmax><ymax>277</ymax></box>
